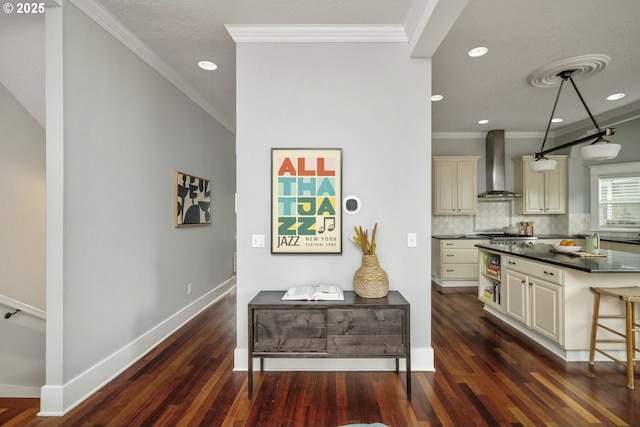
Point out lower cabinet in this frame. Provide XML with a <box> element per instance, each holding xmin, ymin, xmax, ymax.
<box><xmin>504</xmin><ymin>269</ymin><xmax>563</xmax><ymax>344</ymax></box>
<box><xmin>530</xmin><ymin>278</ymin><xmax>563</xmax><ymax>343</ymax></box>
<box><xmin>434</xmin><ymin>239</ymin><xmax>489</xmax><ymax>287</ymax></box>
<box><xmin>479</xmin><ymin>249</ymin><xmax>564</xmax><ymax>346</ymax></box>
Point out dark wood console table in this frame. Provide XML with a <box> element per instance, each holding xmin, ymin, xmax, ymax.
<box><xmin>247</xmin><ymin>290</ymin><xmax>411</xmax><ymax>399</ymax></box>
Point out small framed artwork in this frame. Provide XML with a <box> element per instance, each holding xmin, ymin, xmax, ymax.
<box><xmin>271</xmin><ymin>148</ymin><xmax>342</xmax><ymax>254</ymax></box>
<box><xmin>174</xmin><ymin>171</ymin><xmax>211</xmax><ymax>227</ymax></box>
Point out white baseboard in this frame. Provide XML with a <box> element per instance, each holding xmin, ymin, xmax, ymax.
<box><xmin>233</xmin><ymin>347</ymin><xmax>434</xmax><ymax>372</ymax></box>
<box><xmin>38</xmin><ymin>277</ymin><xmax>236</xmax><ymax>417</ymax></box>
<box><xmin>0</xmin><ymin>384</ymin><xmax>42</xmax><ymax>398</ymax></box>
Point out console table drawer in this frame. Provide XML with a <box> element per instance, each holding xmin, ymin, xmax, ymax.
<box><xmin>253</xmin><ymin>309</ymin><xmax>327</xmax><ymax>352</ymax></box>
<box><xmin>327</xmin><ymin>308</ymin><xmax>405</xmax><ymax>354</ymax></box>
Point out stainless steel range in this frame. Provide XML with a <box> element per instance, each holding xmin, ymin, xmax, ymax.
<box><xmin>478</xmin><ymin>233</ymin><xmax>537</xmax><ymax>247</ymax></box>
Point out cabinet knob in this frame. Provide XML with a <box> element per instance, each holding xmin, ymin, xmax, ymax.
<box><xmin>529</xmin><ymin>282</ymin><xmax>533</xmax><ymax>286</ymax></box>
<box><xmin>521</xmin><ymin>279</ymin><xmax>526</xmax><ymax>284</ymax></box>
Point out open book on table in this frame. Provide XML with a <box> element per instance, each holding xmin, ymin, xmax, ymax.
<box><xmin>281</xmin><ymin>285</ymin><xmax>344</xmax><ymax>301</ymax></box>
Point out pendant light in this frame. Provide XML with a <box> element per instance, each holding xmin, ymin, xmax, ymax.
<box><xmin>531</xmin><ymin>69</ymin><xmax>619</xmax><ymax>172</ymax></box>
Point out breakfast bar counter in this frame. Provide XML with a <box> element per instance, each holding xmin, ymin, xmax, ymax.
<box><xmin>475</xmin><ymin>243</ymin><xmax>640</xmax><ymax>273</ymax></box>
<box><xmin>475</xmin><ymin>244</ymin><xmax>640</xmax><ymax>361</ymax></box>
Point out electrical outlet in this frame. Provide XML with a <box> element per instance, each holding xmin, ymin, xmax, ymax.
<box><xmin>187</xmin><ymin>283</ymin><xmax>192</xmax><ymax>294</ymax></box>
<box><xmin>251</xmin><ymin>234</ymin><xmax>265</xmax><ymax>248</ymax></box>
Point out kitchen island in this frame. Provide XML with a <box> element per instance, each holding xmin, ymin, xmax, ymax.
<box><xmin>476</xmin><ymin>243</ymin><xmax>640</xmax><ymax>361</ymax></box>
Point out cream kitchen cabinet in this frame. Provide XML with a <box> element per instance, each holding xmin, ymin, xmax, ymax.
<box><xmin>515</xmin><ymin>155</ymin><xmax>567</xmax><ymax>214</ymax></box>
<box><xmin>503</xmin><ymin>256</ymin><xmax>564</xmax><ymax>345</ymax></box>
<box><xmin>432</xmin><ymin>238</ymin><xmax>489</xmax><ymax>289</ymax></box>
<box><xmin>433</xmin><ymin>156</ymin><xmax>480</xmax><ymax>215</ymax></box>
<box><xmin>607</xmin><ymin>241</ymin><xmax>640</xmax><ymax>254</ymax></box>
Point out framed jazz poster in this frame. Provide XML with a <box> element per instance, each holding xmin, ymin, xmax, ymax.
<box><xmin>271</xmin><ymin>148</ymin><xmax>342</xmax><ymax>254</ymax></box>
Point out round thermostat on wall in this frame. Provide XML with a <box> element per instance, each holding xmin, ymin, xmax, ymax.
<box><xmin>343</xmin><ymin>195</ymin><xmax>361</xmax><ymax>214</ymax></box>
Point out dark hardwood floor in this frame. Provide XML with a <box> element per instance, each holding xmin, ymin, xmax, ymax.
<box><xmin>2</xmin><ymin>285</ymin><xmax>639</xmax><ymax>427</ymax></box>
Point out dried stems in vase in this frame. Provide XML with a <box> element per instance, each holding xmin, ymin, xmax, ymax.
<box><xmin>353</xmin><ymin>223</ymin><xmax>378</xmax><ymax>255</ymax></box>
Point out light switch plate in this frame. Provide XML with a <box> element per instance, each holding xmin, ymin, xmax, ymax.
<box><xmin>407</xmin><ymin>233</ymin><xmax>417</xmax><ymax>248</ymax></box>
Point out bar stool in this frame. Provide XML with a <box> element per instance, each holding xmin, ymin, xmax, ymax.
<box><xmin>589</xmin><ymin>286</ymin><xmax>640</xmax><ymax>389</ymax></box>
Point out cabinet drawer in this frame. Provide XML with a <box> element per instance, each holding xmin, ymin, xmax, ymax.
<box><xmin>253</xmin><ymin>309</ymin><xmax>327</xmax><ymax>352</ymax></box>
<box><xmin>442</xmin><ymin>248</ymin><xmax>478</xmax><ymax>263</ymax></box>
<box><xmin>327</xmin><ymin>308</ymin><xmax>405</xmax><ymax>355</ymax></box>
<box><xmin>504</xmin><ymin>256</ymin><xmax>562</xmax><ymax>284</ymax></box>
<box><xmin>441</xmin><ymin>240</ymin><xmax>488</xmax><ymax>249</ymax></box>
<box><xmin>442</xmin><ymin>263</ymin><xmax>478</xmax><ymax>279</ymax></box>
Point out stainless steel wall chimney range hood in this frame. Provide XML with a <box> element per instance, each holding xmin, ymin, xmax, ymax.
<box><xmin>478</xmin><ymin>129</ymin><xmax>521</xmax><ymax>198</ymax></box>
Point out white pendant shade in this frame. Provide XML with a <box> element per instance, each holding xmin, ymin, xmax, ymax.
<box><xmin>580</xmin><ymin>142</ymin><xmax>621</xmax><ymax>161</ymax></box>
<box><xmin>529</xmin><ymin>158</ymin><xmax>557</xmax><ymax>173</ymax></box>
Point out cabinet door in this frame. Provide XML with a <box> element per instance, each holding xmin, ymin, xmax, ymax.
<box><xmin>434</xmin><ymin>160</ymin><xmax>457</xmax><ymax>214</ymax></box>
<box><xmin>543</xmin><ymin>159</ymin><xmax>567</xmax><ymax>214</ymax></box>
<box><xmin>530</xmin><ymin>278</ymin><xmax>563</xmax><ymax>344</ymax></box>
<box><xmin>504</xmin><ymin>270</ymin><xmax>529</xmax><ymax>326</ymax></box>
<box><xmin>457</xmin><ymin>160</ymin><xmax>478</xmax><ymax>214</ymax></box>
<box><xmin>523</xmin><ymin>163</ymin><xmax>546</xmax><ymax>214</ymax></box>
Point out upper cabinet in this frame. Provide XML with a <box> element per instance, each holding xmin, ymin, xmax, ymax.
<box><xmin>515</xmin><ymin>155</ymin><xmax>567</xmax><ymax>214</ymax></box>
<box><xmin>433</xmin><ymin>156</ymin><xmax>480</xmax><ymax>215</ymax></box>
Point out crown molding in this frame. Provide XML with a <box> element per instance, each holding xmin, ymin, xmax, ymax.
<box><xmin>67</xmin><ymin>0</ymin><xmax>234</xmax><ymax>133</ymax></box>
<box><xmin>432</xmin><ymin>131</ymin><xmax>548</xmax><ymax>140</ymax></box>
<box><xmin>225</xmin><ymin>24</ymin><xmax>408</xmax><ymax>43</ymax></box>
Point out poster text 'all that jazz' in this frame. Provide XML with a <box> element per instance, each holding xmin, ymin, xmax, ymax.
<box><xmin>277</xmin><ymin>157</ymin><xmax>336</xmax><ymax>245</ymax></box>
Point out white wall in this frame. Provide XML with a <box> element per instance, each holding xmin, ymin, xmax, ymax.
<box><xmin>234</xmin><ymin>40</ymin><xmax>433</xmax><ymax>370</ymax></box>
<box><xmin>0</xmin><ymin>82</ymin><xmax>46</xmax><ymax>397</ymax></box>
<box><xmin>0</xmin><ymin>82</ymin><xmax>46</xmax><ymax>310</ymax></box>
<box><xmin>42</xmin><ymin>1</ymin><xmax>236</xmax><ymax>414</ymax></box>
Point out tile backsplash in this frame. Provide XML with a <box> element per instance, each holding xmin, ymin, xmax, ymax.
<box><xmin>431</xmin><ymin>199</ymin><xmax>591</xmax><ymax>236</ymax></box>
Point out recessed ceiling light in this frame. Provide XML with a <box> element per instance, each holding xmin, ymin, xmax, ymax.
<box><xmin>468</xmin><ymin>47</ymin><xmax>488</xmax><ymax>57</ymax></box>
<box><xmin>431</xmin><ymin>94</ymin><xmax>444</xmax><ymax>101</ymax></box>
<box><xmin>606</xmin><ymin>93</ymin><xmax>625</xmax><ymax>101</ymax></box>
<box><xmin>551</xmin><ymin>117</ymin><xmax>564</xmax><ymax>123</ymax></box>
<box><xmin>478</xmin><ymin>119</ymin><xmax>489</xmax><ymax>125</ymax></box>
<box><xmin>198</xmin><ymin>60</ymin><xmax>218</xmax><ymax>71</ymax></box>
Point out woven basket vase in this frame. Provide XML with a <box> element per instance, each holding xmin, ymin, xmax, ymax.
<box><xmin>353</xmin><ymin>254</ymin><xmax>389</xmax><ymax>298</ymax></box>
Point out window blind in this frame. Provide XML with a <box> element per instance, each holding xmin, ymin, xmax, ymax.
<box><xmin>598</xmin><ymin>176</ymin><xmax>640</xmax><ymax>228</ymax></box>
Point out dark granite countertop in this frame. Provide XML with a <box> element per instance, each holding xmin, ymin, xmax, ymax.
<box><xmin>432</xmin><ymin>234</ymin><xmax>488</xmax><ymax>239</ymax></box>
<box><xmin>433</xmin><ymin>234</ymin><xmax>640</xmax><ymax>245</ymax></box>
<box><xmin>476</xmin><ymin>243</ymin><xmax>640</xmax><ymax>273</ymax></box>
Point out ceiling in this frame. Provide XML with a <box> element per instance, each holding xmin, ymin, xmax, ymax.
<box><xmin>2</xmin><ymin>0</ymin><xmax>640</xmax><ymax>137</ymax></box>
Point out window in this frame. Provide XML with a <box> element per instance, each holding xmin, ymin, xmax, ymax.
<box><xmin>590</xmin><ymin>162</ymin><xmax>640</xmax><ymax>231</ymax></box>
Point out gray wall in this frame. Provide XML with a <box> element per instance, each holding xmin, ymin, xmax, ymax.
<box><xmin>557</xmin><ymin>115</ymin><xmax>640</xmax><ymax>213</ymax></box>
<box><xmin>432</xmin><ymin>133</ymin><xmax>542</xmax><ymax>195</ymax></box>
<box><xmin>433</xmin><ymin>117</ymin><xmax>640</xmax><ymax>216</ymax></box>
<box><xmin>56</xmin><ymin>2</ymin><xmax>236</xmax><ymax>384</ymax></box>
<box><xmin>0</xmin><ymin>82</ymin><xmax>45</xmax><ymax>310</ymax></box>
<box><xmin>235</xmin><ymin>41</ymin><xmax>433</xmax><ymax>369</ymax></box>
